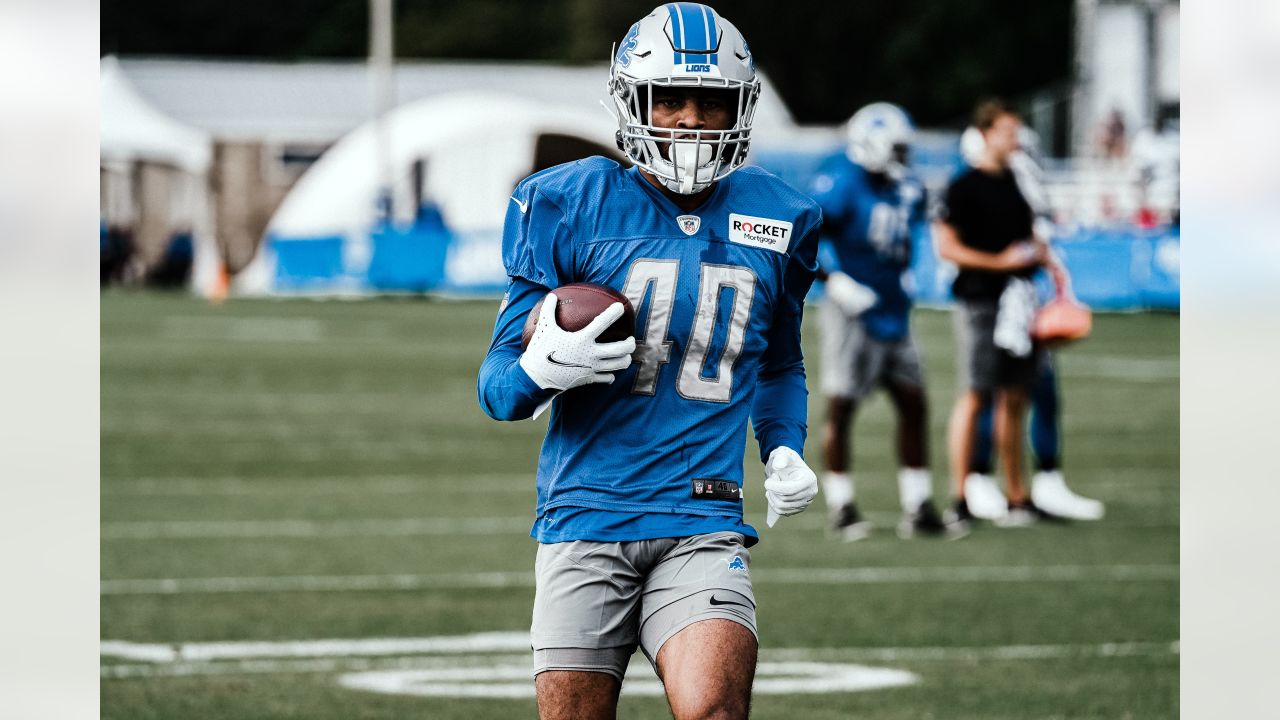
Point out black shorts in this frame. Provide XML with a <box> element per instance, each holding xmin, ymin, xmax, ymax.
<box><xmin>953</xmin><ymin>298</ymin><xmax>1039</xmax><ymax>392</ymax></box>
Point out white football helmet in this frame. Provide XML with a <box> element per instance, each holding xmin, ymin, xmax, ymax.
<box><xmin>846</xmin><ymin>102</ymin><xmax>914</xmax><ymax>179</ymax></box>
<box><xmin>608</xmin><ymin>3</ymin><xmax>760</xmax><ymax>195</ymax></box>
<box><xmin>959</xmin><ymin>125</ymin><xmax>986</xmax><ymax>167</ymax></box>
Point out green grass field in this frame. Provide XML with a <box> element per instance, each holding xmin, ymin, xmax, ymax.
<box><xmin>101</xmin><ymin>291</ymin><xmax>1178</xmax><ymax>719</ymax></box>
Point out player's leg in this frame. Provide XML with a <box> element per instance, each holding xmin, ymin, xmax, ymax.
<box><xmin>993</xmin><ymin>347</ymin><xmax>1048</xmax><ymax>526</ymax></box>
<box><xmin>994</xmin><ymin>385</ymin><xmax>1030</xmax><ymax>504</ymax></box>
<box><xmin>947</xmin><ymin>389</ymin><xmax>985</xmax><ymax>505</ymax></box>
<box><xmin>883</xmin><ymin>334</ymin><xmax>953</xmax><ymax>537</ymax></box>
<box><xmin>822</xmin><ymin>394</ymin><xmax>856</xmax><ymax>475</ymax></box>
<box><xmin>656</xmin><ymin>619</ymin><xmax>757</xmax><ymax>720</ymax></box>
<box><xmin>970</xmin><ymin>396</ymin><xmax>997</xmax><ymax>476</ymax></box>
<box><xmin>823</xmin><ymin>394</ymin><xmax>871</xmax><ymax>539</ymax></box>
<box><xmin>1027</xmin><ymin>356</ymin><xmax>1106</xmax><ymax>519</ymax></box>
<box><xmin>819</xmin><ymin>302</ymin><xmax>871</xmax><ymax>539</ymax></box>
<box><xmin>531</xmin><ymin>540</ymin><xmax>643</xmax><ymax>719</ymax></box>
<box><xmin>535</xmin><ymin>672</ymin><xmax>620</xmax><ymax>720</ymax></box>
<box><xmin>949</xmin><ymin>299</ymin><xmax>1007</xmax><ymax>521</ymax></box>
<box><xmin>1028</xmin><ymin>356</ymin><xmax>1060</xmax><ymax>472</ymax></box>
<box><xmin>992</xmin><ymin>383</ymin><xmax>1041</xmax><ymax>528</ymax></box>
<box><xmin>886</xmin><ymin>379</ymin><xmax>927</xmax><ymax>470</ymax></box>
<box><xmin>639</xmin><ymin>533</ymin><xmax>758</xmax><ymax>720</ymax></box>
<box><xmin>886</xmin><ymin>356</ymin><xmax>964</xmax><ymax>538</ymax></box>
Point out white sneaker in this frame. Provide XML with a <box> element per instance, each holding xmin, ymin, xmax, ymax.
<box><xmin>1030</xmin><ymin>471</ymin><xmax>1105</xmax><ymax>520</ymax></box>
<box><xmin>963</xmin><ymin>473</ymin><xmax>1009</xmax><ymax>520</ymax></box>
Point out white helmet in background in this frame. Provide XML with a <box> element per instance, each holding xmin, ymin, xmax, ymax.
<box><xmin>846</xmin><ymin>102</ymin><xmax>914</xmax><ymax>179</ymax></box>
<box><xmin>608</xmin><ymin>3</ymin><xmax>761</xmax><ymax>195</ymax></box>
<box><xmin>961</xmin><ymin>124</ymin><xmax>1043</xmax><ymax>168</ymax></box>
<box><xmin>960</xmin><ymin>125</ymin><xmax>986</xmax><ymax>167</ymax></box>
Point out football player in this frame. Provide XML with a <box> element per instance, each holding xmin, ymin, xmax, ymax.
<box><xmin>808</xmin><ymin>102</ymin><xmax>964</xmax><ymax>541</ymax></box>
<box><xmin>476</xmin><ymin>5</ymin><xmax>821</xmax><ymax>718</ymax></box>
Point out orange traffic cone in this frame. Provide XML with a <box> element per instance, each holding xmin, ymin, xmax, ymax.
<box><xmin>209</xmin><ymin>262</ymin><xmax>229</xmax><ymax>305</ymax></box>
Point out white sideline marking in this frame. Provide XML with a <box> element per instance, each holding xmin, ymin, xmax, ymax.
<box><xmin>102</xmin><ymin>516</ymin><xmax>529</xmax><ymax>540</ymax></box>
<box><xmin>102</xmin><ymin>474</ymin><xmax>531</xmax><ymax>496</ymax></box>
<box><xmin>100</xmin><ymin>564</ymin><xmax>1177</xmax><ymax>596</ymax></box>
<box><xmin>99</xmin><ymin>634</ymin><xmax>1179</xmax><ymax>666</ymax></box>
<box><xmin>100</xmin><ymin>471</ymin><xmax>1175</xmax><ymax>498</ymax></box>
<box><xmin>101</xmin><ymin>632</ymin><xmax>531</xmax><ymax>663</ymax></box>
<box><xmin>769</xmin><ymin>640</ymin><xmax>1180</xmax><ymax>663</ymax></box>
<box><xmin>101</xmin><ymin>571</ymin><xmax>536</xmax><ymax>595</ymax></box>
<box><xmin>100</xmin><ymin>632</ymin><xmax>1179</xmax><ymax>689</ymax></box>
<box><xmin>760</xmin><ymin>564</ymin><xmax>1178</xmax><ymax>584</ymax></box>
<box><xmin>102</xmin><ymin>512</ymin><xmax>1176</xmax><ymax>540</ymax></box>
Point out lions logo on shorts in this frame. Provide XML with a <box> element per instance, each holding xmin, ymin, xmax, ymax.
<box><xmin>726</xmin><ymin>556</ymin><xmax>748</xmax><ymax>574</ymax></box>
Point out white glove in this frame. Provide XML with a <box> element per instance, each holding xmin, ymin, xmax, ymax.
<box><xmin>518</xmin><ymin>293</ymin><xmax>636</xmax><ymax>392</ymax></box>
<box><xmin>763</xmin><ymin>446</ymin><xmax>819</xmax><ymax>528</ymax></box>
<box><xmin>825</xmin><ymin>272</ymin><xmax>878</xmax><ymax>316</ymax></box>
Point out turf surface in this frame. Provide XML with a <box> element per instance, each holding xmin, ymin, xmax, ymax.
<box><xmin>101</xmin><ymin>291</ymin><xmax>1178</xmax><ymax>718</ymax></box>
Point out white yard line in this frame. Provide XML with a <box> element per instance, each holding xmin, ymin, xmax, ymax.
<box><xmin>101</xmin><ymin>632</ymin><xmax>532</xmax><ymax>663</ymax></box>
<box><xmin>102</xmin><ymin>516</ymin><xmax>530</xmax><ymax>540</ymax></box>
<box><xmin>102</xmin><ymin>512</ymin><xmax>1177</xmax><ymax>539</ymax></box>
<box><xmin>101</xmin><ymin>571</ymin><xmax>536</xmax><ymax>595</ymax></box>
<box><xmin>100</xmin><ymin>632</ymin><xmax>1178</xmax><ymax>685</ymax></box>
<box><xmin>102</xmin><ymin>474</ymin><xmax>532</xmax><ymax>496</ymax></box>
<box><xmin>100</xmin><ymin>563</ymin><xmax>1177</xmax><ymax>596</ymax></box>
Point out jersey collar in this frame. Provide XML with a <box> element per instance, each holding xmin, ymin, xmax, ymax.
<box><xmin>627</xmin><ymin>165</ymin><xmax>729</xmax><ymax>219</ymax></box>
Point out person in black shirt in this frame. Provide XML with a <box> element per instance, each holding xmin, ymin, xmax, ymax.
<box><xmin>934</xmin><ymin>99</ymin><xmax>1054</xmax><ymax>527</ymax></box>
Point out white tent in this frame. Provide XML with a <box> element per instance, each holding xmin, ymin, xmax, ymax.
<box><xmin>241</xmin><ymin>91</ymin><xmax>621</xmax><ymax>293</ymax></box>
<box><xmin>270</xmin><ymin>91</ymin><xmax>617</xmax><ymax>236</ymax></box>
<box><xmin>101</xmin><ymin>56</ymin><xmax>221</xmax><ymax>294</ymax></box>
<box><xmin>100</xmin><ymin>56</ymin><xmax>211</xmax><ymax>172</ymax></box>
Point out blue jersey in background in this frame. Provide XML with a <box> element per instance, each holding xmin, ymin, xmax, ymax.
<box><xmin>477</xmin><ymin>157</ymin><xmax>821</xmax><ymax>546</ymax></box>
<box><xmin>808</xmin><ymin>155</ymin><xmax>927</xmax><ymax>342</ymax></box>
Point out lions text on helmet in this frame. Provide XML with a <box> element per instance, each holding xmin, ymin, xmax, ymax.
<box><xmin>609</xmin><ymin>4</ymin><xmax>760</xmax><ymax>195</ymax></box>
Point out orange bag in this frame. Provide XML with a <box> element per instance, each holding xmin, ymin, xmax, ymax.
<box><xmin>1032</xmin><ymin>279</ymin><xmax>1092</xmax><ymax>348</ymax></box>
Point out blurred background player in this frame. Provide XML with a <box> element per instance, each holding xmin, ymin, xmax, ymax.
<box><xmin>809</xmin><ymin>103</ymin><xmax>963</xmax><ymax>541</ymax></box>
<box><xmin>477</xmin><ymin>5</ymin><xmax>821</xmax><ymax>718</ymax></box>
<box><xmin>934</xmin><ymin>98</ymin><xmax>1053</xmax><ymax>527</ymax></box>
<box><xmin>958</xmin><ymin>124</ymin><xmax>1105</xmax><ymax>522</ymax></box>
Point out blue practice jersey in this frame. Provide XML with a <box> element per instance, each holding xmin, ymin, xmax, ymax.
<box><xmin>477</xmin><ymin>157</ymin><xmax>821</xmax><ymax>546</ymax></box>
<box><xmin>808</xmin><ymin>155</ymin><xmax>927</xmax><ymax>342</ymax></box>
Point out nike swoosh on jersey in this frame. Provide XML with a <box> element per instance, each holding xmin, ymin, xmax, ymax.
<box><xmin>708</xmin><ymin>595</ymin><xmax>752</xmax><ymax>609</ymax></box>
<box><xmin>546</xmin><ymin>353</ymin><xmax>591</xmax><ymax>369</ymax></box>
<box><xmin>511</xmin><ymin>196</ymin><xmax>529</xmax><ymax>213</ymax></box>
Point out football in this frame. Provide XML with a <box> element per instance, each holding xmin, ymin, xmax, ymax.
<box><xmin>520</xmin><ymin>283</ymin><xmax>637</xmax><ymax>350</ymax></box>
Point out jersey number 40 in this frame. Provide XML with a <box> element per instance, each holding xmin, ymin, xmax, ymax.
<box><xmin>621</xmin><ymin>259</ymin><xmax>756</xmax><ymax>404</ymax></box>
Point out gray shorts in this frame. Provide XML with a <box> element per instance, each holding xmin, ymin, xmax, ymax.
<box><xmin>953</xmin><ymin>298</ymin><xmax>1040</xmax><ymax>392</ymax></box>
<box><xmin>530</xmin><ymin>532</ymin><xmax>756</xmax><ymax>680</ymax></box>
<box><xmin>820</xmin><ymin>300</ymin><xmax>925</xmax><ymax>400</ymax></box>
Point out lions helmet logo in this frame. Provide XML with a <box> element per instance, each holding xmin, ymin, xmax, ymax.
<box><xmin>615</xmin><ymin>23</ymin><xmax>641</xmax><ymax>67</ymax></box>
<box><xmin>726</xmin><ymin>556</ymin><xmax>747</xmax><ymax>574</ymax></box>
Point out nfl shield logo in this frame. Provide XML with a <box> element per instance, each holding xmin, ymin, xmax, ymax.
<box><xmin>677</xmin><ymin>215</ymin><xmax>701</xmax><ymax>236</ymax></box>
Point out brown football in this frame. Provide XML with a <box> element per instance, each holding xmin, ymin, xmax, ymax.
<box><xmin>521</xmin><ymin>283</ymin><xmax>637</xmax><ymax>350</ymax></box>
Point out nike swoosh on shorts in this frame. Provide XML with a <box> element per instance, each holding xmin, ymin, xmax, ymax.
<box><xmin>708</xmin><ymin>595</ymin><xmax>751</xmax><ymax>609</ymax></box>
